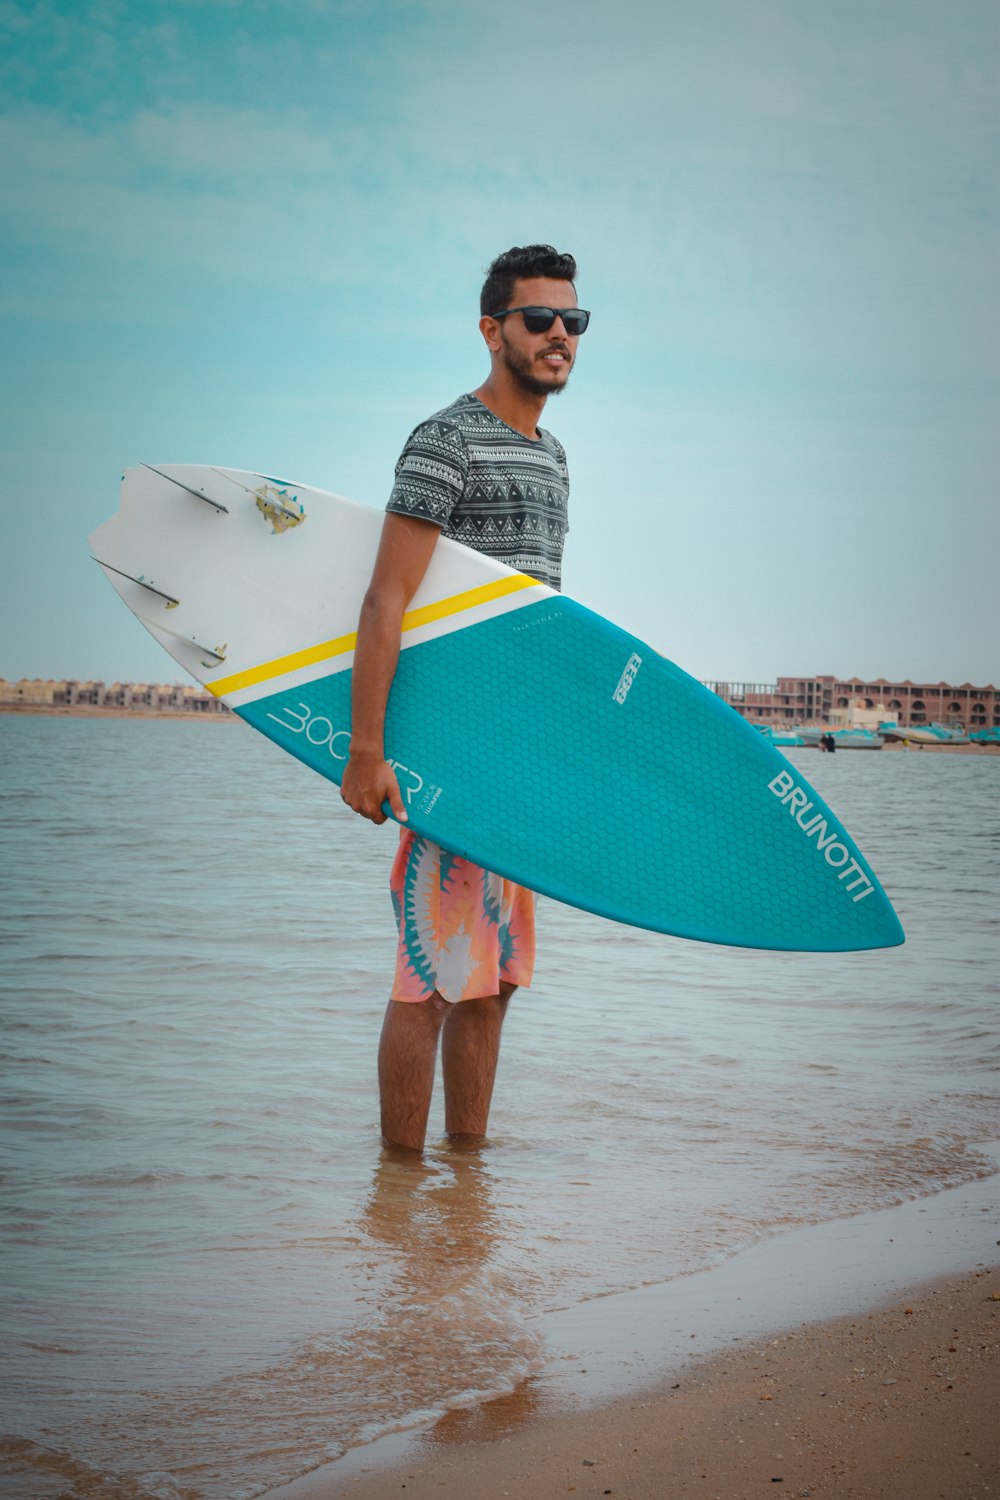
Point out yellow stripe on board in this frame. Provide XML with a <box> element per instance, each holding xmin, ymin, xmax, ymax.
<box><xmin>206</xmin><ymin>573</ymin><xmax>538</xmax><ymax>698</ymax></box>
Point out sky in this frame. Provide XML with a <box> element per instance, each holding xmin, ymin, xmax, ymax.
<box><xmin>1</xmin><ymin>0</ymin><xmax>997</xmax><ymax>688</ymax></box>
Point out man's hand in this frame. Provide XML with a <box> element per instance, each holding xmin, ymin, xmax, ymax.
<box><xmin>341</xmin><ymin>748</ymin><xmax>408</xmax><ymax>826</ymax></box>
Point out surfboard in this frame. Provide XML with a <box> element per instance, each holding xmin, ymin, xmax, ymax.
<box><xmin>89</xmin><ymin>464</ymin><xmax>904</xmax><ymax>952</ymax></box>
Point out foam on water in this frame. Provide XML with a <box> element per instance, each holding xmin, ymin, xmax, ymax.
<box><xmin>1</xmin><ymin>717</ymin><xmax>997</xmax><ymax>1496</ymax></box>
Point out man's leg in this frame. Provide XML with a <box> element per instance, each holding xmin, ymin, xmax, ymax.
<box><xmin>378</xmin><ymin>994</ymin><xmax>448</xmax><ymax>1152</ymax></box>
<box><xmin>441</xmin><ymin>982</ymin><xmax>515</xmax><ymax>1140</ymax></box>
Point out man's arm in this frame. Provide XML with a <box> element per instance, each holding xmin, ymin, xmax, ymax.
<box><xmin>340</xmin><ymin>512</ymin><xmax>442</xmax><ymax>825</ymax></box>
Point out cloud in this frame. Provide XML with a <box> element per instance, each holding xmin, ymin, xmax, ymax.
<box><xmin>0</xmin><ymin>103</ymin><xmax>396</xmax><ymax>287</ymax></box>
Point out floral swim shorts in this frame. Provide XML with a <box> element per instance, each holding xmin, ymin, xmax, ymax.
<box><xmin>389</xmin><ymin>830</ymin><xmax>536</xmax><ymax>1003</ymax></box>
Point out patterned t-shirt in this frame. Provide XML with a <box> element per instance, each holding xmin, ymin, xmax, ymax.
<box><xmin>386</xmin><ymin>392</ymin><xmax>569</xmax><ymax>590</ymax></box>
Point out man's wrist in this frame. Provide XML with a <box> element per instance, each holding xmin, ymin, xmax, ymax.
<box><xmin>347</xmin><ymin>741</ymin><xmax>385</xmax><ymax>761</ymax></box>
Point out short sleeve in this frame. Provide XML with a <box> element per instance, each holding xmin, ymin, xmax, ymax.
<box><xmin>387</xmin><ymin>419</ymin><xmax>469</xmax><ymax>529</ymax></box>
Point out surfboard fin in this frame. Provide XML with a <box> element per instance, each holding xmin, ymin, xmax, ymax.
<box><xmin>142</xmin><ymin>464</ymin><xmax>230</xmax><ymax>514</ymax></box>
<box><xmin>92</xmin><ymin>557</ymin><xmax>180</xmax><ymax>608</ymax></box>
<box><xmin>143</xmin><ymin>615</ymin><xmax>228</xmax><ymax>665</ymax></box>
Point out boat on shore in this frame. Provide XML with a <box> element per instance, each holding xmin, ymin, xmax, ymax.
<box><xmin>793</xmin><ymin>726</ymin><xmax>884</xmax><ymax>750</ymax></box>
<box><xmin>879</xmin><ymin>722</ymin><xmax>970</xmax><ymax>746</ymax></box>
<box><xmin>754</xmin><ymin>725</ymin><xmax>804</xmax><ymax>747</ymax></box>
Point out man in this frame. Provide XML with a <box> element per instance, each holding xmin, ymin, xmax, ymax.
<box><xmin>341</xmin><ymin>244</ymin><xmax>588</xmax><ymax>1152</ymax></box>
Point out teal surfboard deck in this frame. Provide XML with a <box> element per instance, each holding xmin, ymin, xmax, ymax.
<box><xmin>90</xmin><ymin>465</ymin><xmax>904</xmax><ymax>953</ymax></box>
<box><xmin>242</xmin><ymin>598</ymin><xmax>902</xmax><ymax>952</ymax></box>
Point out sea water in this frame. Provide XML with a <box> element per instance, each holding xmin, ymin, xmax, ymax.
<box><xmin>1</xmin><ymin>715</ymin><xmax>997</xmax><ymax>1498</ymax></box>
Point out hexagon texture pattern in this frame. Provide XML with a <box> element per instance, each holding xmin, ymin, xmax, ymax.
<box><xmin>240</xmin><ymin>596</ymin><xmax>904</xmax><ymax>952</ymax></box>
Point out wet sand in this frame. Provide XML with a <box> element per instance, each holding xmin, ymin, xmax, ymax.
<box><xmin>265</xmin><ymin>1162</ymin><xmax>999</xmax><ymax>1500</ymax></box>
<box><xmin>322</xmin><ymin>1270</ymin><xmax>998</xmax><ymax>1500</ymax></box>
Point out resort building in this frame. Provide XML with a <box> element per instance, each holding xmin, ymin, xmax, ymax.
<box><xmin>0</xmin><ymin>679</ymin><xmax>230</xmax><ymax>714</ymax></box>
<box><xmin>704</xmin><ymin>675</ymin><xmax>999</xmax><ymax>731</ymax></box>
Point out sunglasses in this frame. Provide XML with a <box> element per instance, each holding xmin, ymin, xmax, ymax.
<box><xmin>492</xmin><ymin>305</ymin><xmax>591</xmax><ymax>336</ymax></box>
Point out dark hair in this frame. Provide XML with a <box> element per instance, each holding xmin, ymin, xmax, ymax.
<box><xmin>480</xmin><ymin>244</ymin><xmax>578</xmax><ymax>316</ymax></box>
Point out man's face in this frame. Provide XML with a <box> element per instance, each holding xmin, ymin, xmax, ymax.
<box><xmin>487</xmin><ymin>276</ymin><xmax>581</xmax><ymax>398</ymax></box>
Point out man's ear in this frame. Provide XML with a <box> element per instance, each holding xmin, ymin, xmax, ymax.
<box><xmin>479</xmin><ymin>314</ymin><xmax>502</xmax><ymax>353</ymax></box>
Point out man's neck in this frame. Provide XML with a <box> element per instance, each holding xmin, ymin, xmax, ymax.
<box><xmin>472</xmin><ymin>376</ymin><xmax>546</xmax><ymax>440</ymax></box>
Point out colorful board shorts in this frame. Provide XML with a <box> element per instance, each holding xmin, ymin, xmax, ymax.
<box><xmin>389</xmin><ymin>831</ymin><xmax>536</xmax><ymax>1003</ymax></box>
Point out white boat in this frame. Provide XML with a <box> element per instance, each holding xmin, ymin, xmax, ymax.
<box><xmin>794</xmin><ymin>726</ymin><xmax>883</xmax><ymax>750</ymax></box>
<box><xmin>830</xmin><ymin>729</ymin><xmax>884</xmax><ymax>750</ymax></box>
<box><xmin>879</xmin><ymin>723</ymin><xmax>967</xmax><ymax>746</ymax></box>
<box><xmin>755</xmin><ymin>725</ymin><xmax>804</xmax><ymax>747</ymax></box>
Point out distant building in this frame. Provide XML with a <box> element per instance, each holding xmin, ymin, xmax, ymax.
<box><xmin>703</xmin><ymin>675</ymin><xmax>999</xmax><ymax>731</ymax></box>
<box><xmin>0</xmin><ymin>679</ymin><xmax>230</xmax><ymax>714</ymax></box>
<box><xmin>0</xmin><ymin>678</ymin><xmax>63</xmax><ymax>706</ymax></box>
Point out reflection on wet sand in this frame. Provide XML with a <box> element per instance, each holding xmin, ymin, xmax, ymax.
<box><xmin>361</xmin><ymin>1142</ymin><xmax>501</xmax><ymax>1272</ymax></box>
<box><xmin>357</xmin><ymin>1143</ymin><xmax>544</xmax><ymax>1435</ymax></box>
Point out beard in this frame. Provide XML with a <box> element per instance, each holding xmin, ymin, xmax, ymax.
<box><xmin>500</xmin><ymin>334</ymin><xmax>572</xmax><ymax>397</ymax></box>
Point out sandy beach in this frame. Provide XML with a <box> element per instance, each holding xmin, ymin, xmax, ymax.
<box><xmin>264</xmin><ymin>1164</ymin><xmax>1000</xmax><ymax>1500</ymax></box>
<box><xmin>266</xmin><ymin>1268</ymin><xmax>999</xmax><ymax>1500</ymax></box>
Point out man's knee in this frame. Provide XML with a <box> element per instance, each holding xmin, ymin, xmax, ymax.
<box><xmin>464</xmin><ymin>986</ymin><xmax>514</xmax><ymax>1015</ymax></box>
<box><xmin>396</xmin><ymin>991</ymin><xmax>448</xmax><ymax>1015</ymax></box>
<box><xmin>382</xmin><ymin>993</ymin><xmax>448</xmax><ymax>1038</ymax></box>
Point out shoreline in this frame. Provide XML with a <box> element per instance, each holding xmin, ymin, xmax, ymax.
<box><xmin>3</xmin><ymin>704</ymin><xmax>998</xmax><ymax>749</ymax></box>
<box><xmin>0</xmin><ymin>703</ymin><xmax>232</xmax><ymax>721</ymax></box>
<box><xmin>878</xmin><ymin>739</ymin><xmax>999</xmax><ymax>754</ymax></box>
<box><xmin>264</xmin><ymin>1150</ymin><xmax>1000</xmax><ymax>1498</ymax></box>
